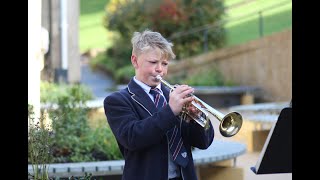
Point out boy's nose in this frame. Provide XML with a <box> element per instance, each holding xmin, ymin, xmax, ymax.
<box><xmin>155</xmin><ymin>63</ymin><xmax>162</xmax><ymax>72</ymax></box>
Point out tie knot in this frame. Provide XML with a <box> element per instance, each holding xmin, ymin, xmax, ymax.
<box><xmin>149</xmin><ymin>88</ymin><xmax>161</xmax><ymax>96</ymax></box>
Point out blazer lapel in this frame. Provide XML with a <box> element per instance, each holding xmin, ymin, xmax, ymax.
<box><xmin>127</xmin><ymin>78</ymin><xmax>172</xmax><ymax>115</ymax></box>
<box><xmin>127</xmin><ymin>78</ymin><xmax>157</xmax><ymax>115</ymax></box>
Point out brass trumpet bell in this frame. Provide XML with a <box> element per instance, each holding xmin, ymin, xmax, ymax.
<box><xmin>219</xmin><ymin>112</ymin><xmax>243</xmax><ymax>137</ymax></box>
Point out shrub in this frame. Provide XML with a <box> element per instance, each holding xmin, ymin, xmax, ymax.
<box><xmin>101</xmin><ymin>0</ymin><xmax>226</xmax><ymax>83</ymax></box>
<box><xmin>28</xmin><ymin>104</ymin><xmax>53</xmax><ymax>180</ymax></box>
<box><xmin>88</xmin><ymin>118</ymin><xmax>123</xmax><ymax>160</ymax></box>
<box><xmin>168</xmin><ymin>66</ymin><xmax>235</xmax><ymax>86</ymax></box>
<box><xmin>40</xmin><ymin>82</ymin><xmax>93</xmax><ymax>104</ymax></box>
<box><xmin>114</xmin><ymin>65</ymin><xmax>135</xmax><ymax>83</ymax></box>
<box><xmin>183</xmin><ymin>69</ymin><xmax>226</xmax><ymax>86</ymax></box>
<box><xmin>48</xmin><ymin>85</ymin><xmax>96</xmax><ymax>163</ymax></box>
<box><xmin>105</xmin><ymin>0</ymin><xmax>226</xmax><ymax>60</ymax></box>
<box><xmin>38</xmin><ymin>82</ymin><xmax>122</xmax><ymax>163</ymax></box>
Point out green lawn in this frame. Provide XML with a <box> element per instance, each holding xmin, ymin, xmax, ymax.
<box><xmin>79</xmin><ymin>0</ymin><xmax>292</xmax><ymax>53</ymax></box>
<box><xmin>224</xmin><ymin>0</ymin><xmax>246</xmax><ymax>7</ymax></box>
<box><xmin>79</xmin><ymin>0</ymin><xmax>111</xmax><ymax>53</ymax></box>
<box><xmin>225</xmin><ymin>0</ymin><xmax>291</xmax><ymax>19</ymax></box>
<box><xmin>225</xmin><ymin>2</ymin><xmax>292</xmax><ymax>46</ymax></box>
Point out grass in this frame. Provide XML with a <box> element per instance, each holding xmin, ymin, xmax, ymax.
<box><xmin>224</xmin><ymin>0</ymin><xmax>246</xmax><ymax>7</ymax></box>
<box><xmin>79</xmin><ymin>0</ymin><xmax>112</xmax><ymax>53</ymax></box>
<box><xmin>225</xmin><ymin>5</ymin><xmax>292</xmax><ymax>46</ymax></box>
<box><xmin>223</xmin><ymin>0</ymin><xmax>292</xmax><ymax>47</ymax></box>
<box><xmin>79</xmin><ymin>0</ymin><xmax>292</xmax><ymax>53</ymax></box>
<box><xmin>225</xmin><ymin>0</ymin><xmax>291</xmax><ymax>19</ymax></box>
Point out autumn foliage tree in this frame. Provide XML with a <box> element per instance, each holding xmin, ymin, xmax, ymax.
<box><xmin>103</xmin><ymin>0</ymin><xmax>226</xmax><ymax>82</ymax></box>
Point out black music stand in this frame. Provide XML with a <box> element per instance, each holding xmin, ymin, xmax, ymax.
<box><xmin>251</xmin><ymin>107</ymin><xmax>292</xmax><ymax>174</ymax></box>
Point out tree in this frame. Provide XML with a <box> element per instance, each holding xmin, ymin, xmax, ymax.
<box><xmin>103</xmin><ymin>0</ymin><xmax>226</xmax><ymax>83</ymax></box>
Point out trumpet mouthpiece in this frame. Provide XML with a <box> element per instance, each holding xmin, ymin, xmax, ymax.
<box><xmin>155</xmin><ymin>75</ymin><xmax>162</xmax><ymax>81</ymax></box>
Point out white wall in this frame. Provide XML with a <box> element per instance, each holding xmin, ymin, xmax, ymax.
<box><xmin>28</xmin><ymin>0</ymin><xmax>42</xmax><ymax>122</ymax></box>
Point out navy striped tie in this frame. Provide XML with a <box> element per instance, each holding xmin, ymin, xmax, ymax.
<box><xmin>149</xmin><ymin>88</ymin><xmax>167</xmax><ymax>109</ymax></box>
<box><xmin>149</xmin><ymin>88</ymin><xmax>189</xmax><ymax>167</ymax></box>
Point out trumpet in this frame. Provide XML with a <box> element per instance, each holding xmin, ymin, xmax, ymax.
<box><xmin>156</xmin><ymin>75</ymin><xmax>243</xmax><ymax>137</ymax></box>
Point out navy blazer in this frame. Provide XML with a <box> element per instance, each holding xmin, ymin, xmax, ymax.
<box><xmin>104</xmin><ymin>78</ymin><xmax>214</xmax><ymax>180</ymax></box>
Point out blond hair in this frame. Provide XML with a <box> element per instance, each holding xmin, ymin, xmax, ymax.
<box><xmin>131</xmin><ymin>29</ymin><xmax>176</xmax><ymax>60</ymax></box>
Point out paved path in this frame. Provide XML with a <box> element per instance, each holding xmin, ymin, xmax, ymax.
<box><xmin>80</xmin><ymin>55</ymin><xmax>115</xmax><ymax>99</ymax></box>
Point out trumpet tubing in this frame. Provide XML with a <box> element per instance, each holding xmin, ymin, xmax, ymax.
<box><xmin>156</xmin><ymin>75</ymin><xmax>243</xmax><ymax>137</ymax></box>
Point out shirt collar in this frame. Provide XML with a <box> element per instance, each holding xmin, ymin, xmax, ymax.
<box><xmin>133</xmin><ymin>76</ymin><xmax>163</xmax><ymax>94</ymax></box>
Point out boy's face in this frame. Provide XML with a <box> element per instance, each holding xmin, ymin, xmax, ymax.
<box><xmin>131</xmin><ymin>48</ymin><xmax>169</xmax><ymax>87</ymax></box>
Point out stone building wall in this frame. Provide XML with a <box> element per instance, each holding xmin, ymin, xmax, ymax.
<box><xmin>168</xmin><ymin>29</ymin><xmax>292</xmax><ymax>102</ymax></box>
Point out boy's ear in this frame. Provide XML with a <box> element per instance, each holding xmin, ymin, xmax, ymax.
<box><xmin>131</xmin><ymin>54</ymin><xmax>138</xmax><ymax>68</ymax></box>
